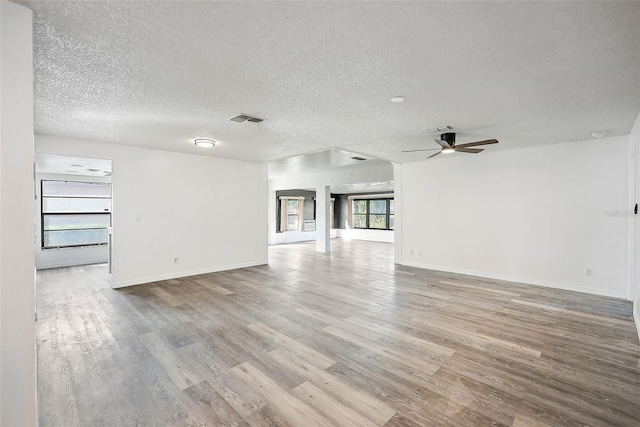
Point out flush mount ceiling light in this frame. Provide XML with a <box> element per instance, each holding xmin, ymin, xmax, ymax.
<box><xmin>194</xmin><ymin>138</ymin><xmax>215</xmax><ymax>148</ymax></box>
<box><xmin>591</xmin><ymin>130</ymin><xmax>607</xmax><ymax>138</ymax></box>
<box><xmin>390</xmin><ymin>96</ymin><xmax>405</xmax><ymax>103</ymax></box>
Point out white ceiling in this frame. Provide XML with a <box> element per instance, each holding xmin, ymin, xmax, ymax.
<box><xmin>268</xmin><ymin>147</ymin><xmax>385</xmax><ymax>178</ymax></box>
<box><xmin>331</xmin><ymin>181</ymin><xmax>395</xmax><ymax>195</ymax></box>
<box><xmin>35</xmin><ymin>153</ymin><xmax>112</xmax><ymax>177</ymax></box>
<box><xmin>23</xmin><ymin>1</ymin><xmax>640</xmax><ymax>165</ymax></box>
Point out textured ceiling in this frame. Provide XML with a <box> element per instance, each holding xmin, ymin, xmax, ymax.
<box><xmin>268</xmin><ymin>148</ymin><xmax>382</xmax><ymax>178</ymax></box>
<box><xmin>24</xmin><ymin>0</ymin><xmax>640</xmax><ymax>164</ymax></box>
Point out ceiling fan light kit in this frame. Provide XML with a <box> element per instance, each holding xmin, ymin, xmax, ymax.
<box><xmin>402</xmin><ymin>132</ymin><xmax>499</xmax><ymax>159</ymax></box>
<box><xmin>194</xmin><ymin>138</ymin><xmax>215</xmax><ymax>148</ymax></box>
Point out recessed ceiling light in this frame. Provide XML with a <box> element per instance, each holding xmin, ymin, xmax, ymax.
<box><xmin>194</xmin><ymin>138</ymin><xmax>215</xmax><ymax>148</ymax></box>
<box><xmin>390</xmin><ymin>96</ymin><xmax>405</xmax><ymax>103</ymax></box>
<box><xmin>591</xmin><ymin>130</ymin><xmax>607</xmax><ymax>138</ymax></box>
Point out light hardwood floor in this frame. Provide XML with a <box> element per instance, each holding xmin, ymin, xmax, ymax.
<box><xmin>37</xmin><ymin>240</ymin><xmax>640</xmax><ymax>426</ymax></box>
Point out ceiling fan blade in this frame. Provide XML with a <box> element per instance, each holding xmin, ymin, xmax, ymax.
<box><xmin>434</xmin><ymin>138</ymin><xmax>452</xmax><ymax>148</ymax></box>
<box><xmin>454</xmin><ymin>139</ymin><xmax>498</xmax><ymax>149</ymax></box>
<box><xmin>427</xmin><ymin>151</ymin><xmax>442</xmax><ymax>159</ymax></box>
<box><xmin>402</xmin><ymin>148</ymin><xmax>441</xmax><ymax>153</ymax></box>
<box><xmin>454</xmin><ymin>147</ymin><xmax>483</xmax><ymax>153</ymax></box>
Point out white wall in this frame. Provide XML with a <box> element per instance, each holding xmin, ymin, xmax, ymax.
<box><xmin>36</xmin><ymin>134</ymin><xmax>268</xmax><ymax>288</ymax></box>
<box><xmin>35</xmin><ymin>173</ymin><xmax>111</xmax><ymax>269</ymax></box>
<box><xmin>0</xmin><ymin>1</ymin><xmax>37</xmax><ymax>424</ymax></box>
<box><xmin>631</xmin><ymin>109</ymin><xmax>640</xmax><ymax>338</ymax></box>
<box><xmin>399</xmin><ymin>136</ymin><xmax>630</xmax><ymax>299</ymax></box>
<box><xmin>393</xmin><ymin>163</ymin><xmax>403</xmax><ymax>264</ymax></box>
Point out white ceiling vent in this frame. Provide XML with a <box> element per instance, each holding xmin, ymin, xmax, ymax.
<box><xmin>230</xmin><ymin>114</ymin><xmax>264</xmax><ymax>123</ymax></box>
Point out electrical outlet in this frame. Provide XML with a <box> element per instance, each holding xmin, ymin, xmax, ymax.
<box><xmin>173</xmin><ymin>257</ymin><xmax>179</xmax><ymax>264</ymax></box>
<box><xmin>409</xmin><ymin>249</ymin><xmax>414</xmax><ymax>255</ymax></box>
<box><xmin>585</xmin><ymin>267</ymin><xmax>593</xmax><ymax>276</ymax></box>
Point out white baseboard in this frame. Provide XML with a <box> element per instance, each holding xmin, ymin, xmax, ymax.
<box><xmin>111</xmin><ymin>260</ymin><xmax>267</xmax><ymax>289</ymax></box>
<box><xmin>400</xmin><ymin>261</ymin><xmax>628</xmax><ymax>300</ymax></box>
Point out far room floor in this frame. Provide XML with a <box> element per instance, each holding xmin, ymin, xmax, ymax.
<box><xmin>36</xmin><ymin>239</ymin><xmax>640</xmax><ymax>425</ymax></box>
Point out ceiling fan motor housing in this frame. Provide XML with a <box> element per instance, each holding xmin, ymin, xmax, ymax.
<box><xmin>441</xmin><ymin>132</ymin><xmax>456</xmax><ymax>146</ymax></box>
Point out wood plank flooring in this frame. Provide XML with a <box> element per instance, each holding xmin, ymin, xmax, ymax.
<box><xmin>36</xmin><ymin>240</ymin><xmax>640</xmax><ymax>426</ymax></box>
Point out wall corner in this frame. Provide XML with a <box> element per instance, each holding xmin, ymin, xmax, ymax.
<box><xmin>393</xmin><ymin>163</ymin><xmax>402</xmax><ymax>265</ymax></box>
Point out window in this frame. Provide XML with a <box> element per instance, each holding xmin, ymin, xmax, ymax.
<box><xmin>279</xmin><ymin>196</ymin><xmax>305</xmax><ymax>231</ymax></box>
<box><xmin>351</xmin><ymin>198</ymin><xmax>394</xmax><ymax>230</ymax></box>
<box><xmin>41</xmin><ymin>180</ymin><xmax>111</xmax><ymax>249</ymax></box>
<box><xmin>278</xmin><ymin>195</ymin><xmax>333</xmax><ymax>232</ymax></box>
<box><xmin>287</xmin><ymin>199</ymin><xmax>300</xmax><ymax>230</ymax></box>
<box><xmin>352</xmin><ymin>200</ymin><xmax>367</xmax><ymax>228</ymax></box>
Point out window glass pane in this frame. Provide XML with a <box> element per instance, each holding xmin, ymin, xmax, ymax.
<box><xmin>43</xmin><ymin>214</ymin><xmax>110</xmax><ymax>231</ymax></box>
<box><xmin>42</xmin><ymin>181</ymin><xmax>111</xmax><ymax>198</ymax></box>
<box><xmin>353</xmin><ymin>214</ymin><xmax>366</xmax><ymax>228</ymax></box>
<box><xmin>389</xmin><ymin>215</ymin><xmax>395</xmax><ymax>229</ymax></box>
<box><xmin>369</xmin><ymin>214</ymin><xmax>387</xmax><ymax>229</ymax></box>
<box><xmin>369</xmin><ymin>200</ymin><xmax>387</xmax><ymax>214</ymax></box>
<box><xmin>353</xmin><ymin>200</ymin><xmax>367</xmax><ymax>214</ymax></box>
<box><xmin>390</xmin><ymin>200</ymin><xmax>395</xmax><ymax>215</ymax></box>
<box><xmin>287</xmin><ymin>200</ymin><xmax>299</xmax><ymax>214</ymax></box>
<box><xmin>43</xmin><ymin>197</ymin><xmax>111</xmax><ymax>213</ymax></box>
<box><xmin>44</xmin><ymin>229</ymin><xmax>108</xmax><ymax>248</ymax></box>
<box><xmin>287</xmin><ymin>214</ymin><xmax>298</xmax><ymax>230</ymax></box>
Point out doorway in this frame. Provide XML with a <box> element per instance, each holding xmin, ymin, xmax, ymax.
<box><xmin>34</xmin><ymin>153</ymin><xmax>112</xmax><ymax>277</ymax></box>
